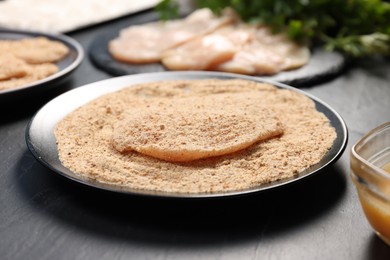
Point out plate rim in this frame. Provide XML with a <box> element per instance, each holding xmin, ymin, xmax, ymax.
<box><xmin>26</xmin><ymin>71</ymin><xmax>348</xmax><ymax>198</ymax></box>
<box><xmin>0</xmin><ymin>28</ymin><xmax>84</xmax><ymax>96</ymax></box>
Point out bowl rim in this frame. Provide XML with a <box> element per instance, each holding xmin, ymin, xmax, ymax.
<box><xmin>351</xmin><ymin>121</ymin><xmax>390</xmax><ymax>182</ymax></box>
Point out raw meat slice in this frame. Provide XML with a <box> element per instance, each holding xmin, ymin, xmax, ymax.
<box><xmin>215</xmin><ymin>26</ymin><xmax>310</xmax><ymax>75</ymax></box>
<box><xmin>112</xmin><ymin>91</ymin><xmax>284</xmax><ymax>162</ymax></box>
<box><xmin>108</xmin><ymin>8</ymin><xmax>236</xmax><ymax>63</ymax></box>
<box><xmin>161</xmin><ymin>25</ymin><xmax>253</xmax><ymax>70</ymax></box>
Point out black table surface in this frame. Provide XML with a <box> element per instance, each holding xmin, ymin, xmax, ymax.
<box><xmin>1</xmin><ymin>10</ymin><xmax>390</xmax><ymax>260</ymax></box>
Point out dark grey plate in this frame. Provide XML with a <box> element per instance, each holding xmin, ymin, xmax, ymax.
<box><xmin>26</xmin><ymin>71</ymin><xmax>348</xmax><ymax>198</ymax></box>
<box><xmin>88</xmin><ymin>11</ymin><xmax>347</xmax><ymax>87</ymax></box>
<box><xmin>0</xmin><ymin>29</ymin><xmax>83</xmax><ymax>99</ymax></box>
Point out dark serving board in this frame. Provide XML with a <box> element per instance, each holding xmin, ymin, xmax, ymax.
<box><xmin>88</xmin><ymin>12</ymin><xmax>347</xmax><ymax>87</ymax></box>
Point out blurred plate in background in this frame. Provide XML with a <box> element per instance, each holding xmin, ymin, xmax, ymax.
<box><xmin>0</xmin><ymin>29</ymin><xmax>83</xmax><ymax>100</ymax></box>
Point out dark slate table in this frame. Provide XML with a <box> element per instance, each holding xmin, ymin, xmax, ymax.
<box><xmin>1</xmin><ymin>9</ymin><xmax>390</xmax><ymax>260</ymax></box>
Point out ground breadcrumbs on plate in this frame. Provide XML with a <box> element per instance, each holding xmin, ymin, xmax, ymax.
<box><xmin>54</xmin><ymin>79</ymin><xmax>336</xmax><ymax>194</ymax></box>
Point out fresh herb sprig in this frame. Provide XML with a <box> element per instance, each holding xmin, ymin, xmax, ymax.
<box><xmin>156</xmin><ymin>0</ymin><xmax>390</xmax><ymax>58</ymax></box>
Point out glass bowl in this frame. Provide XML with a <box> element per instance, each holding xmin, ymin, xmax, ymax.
<box><xmin>351</xmin><ymin>122</ymin><xmax>390</xmax><ymax>245</ymax></box>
